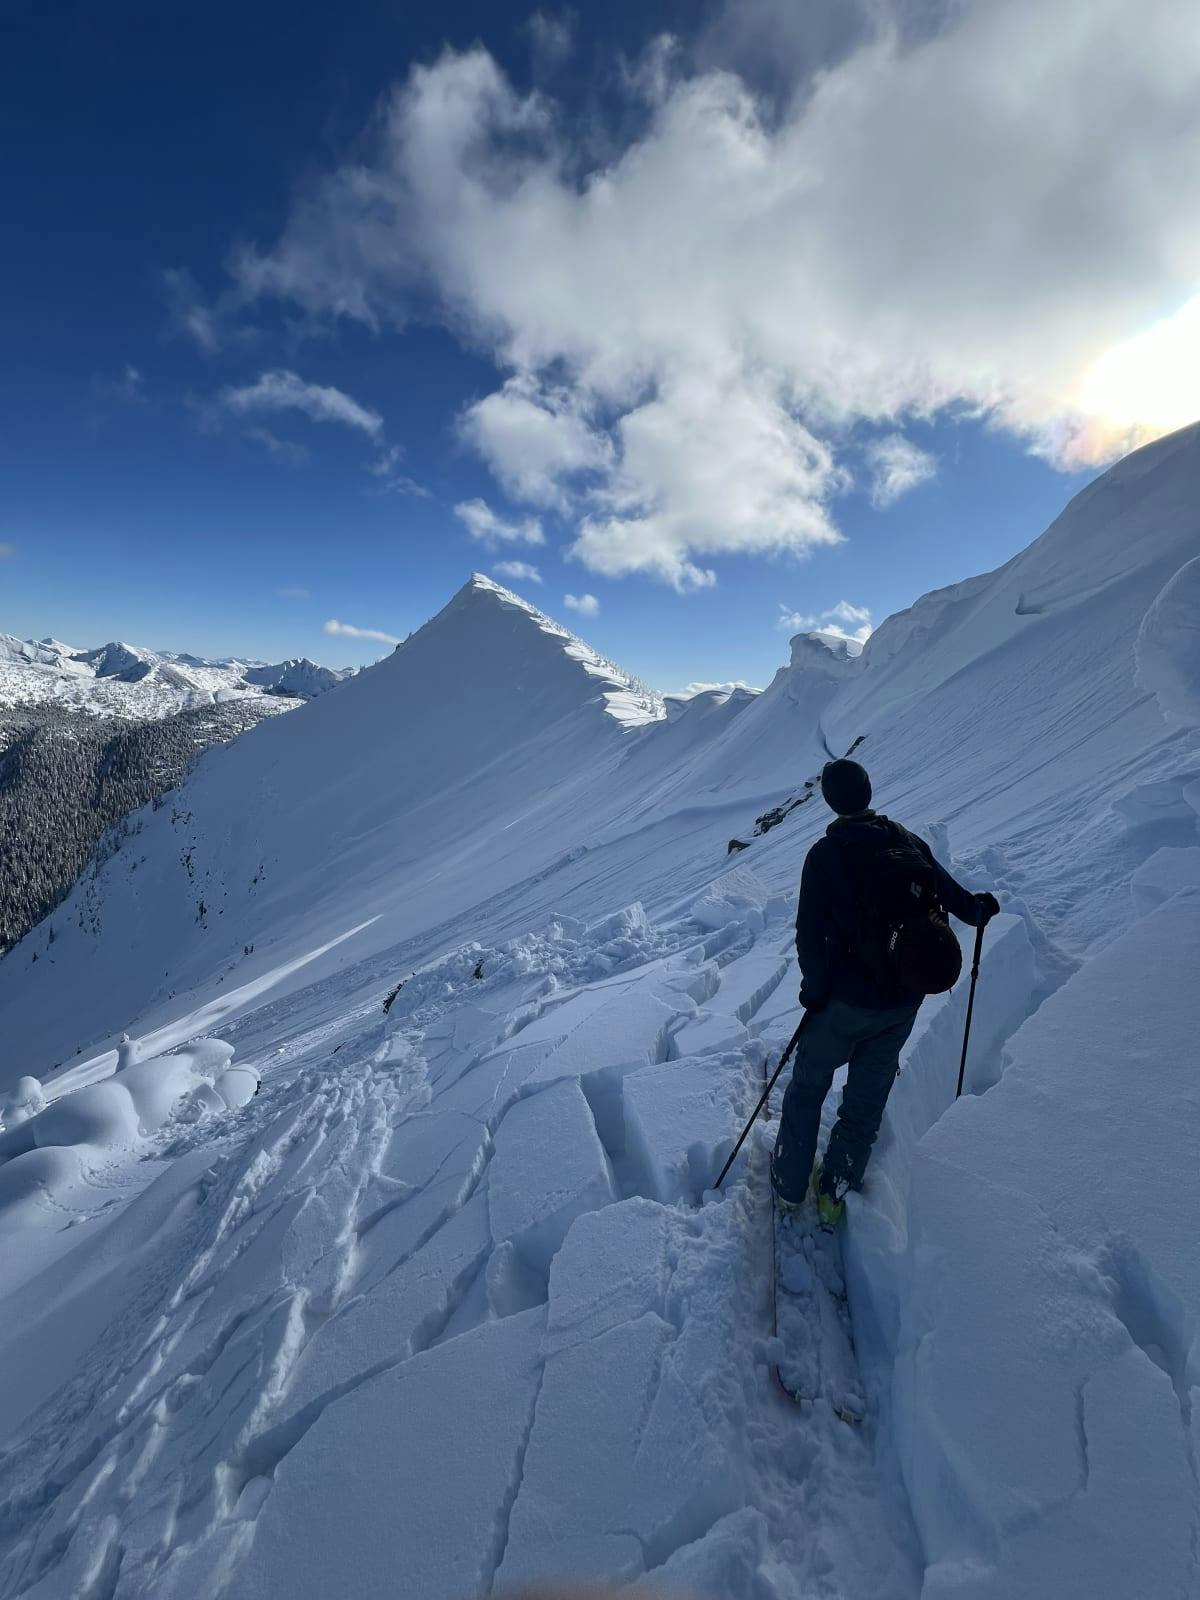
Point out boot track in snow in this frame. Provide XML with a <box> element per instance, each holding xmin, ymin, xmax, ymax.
<box><xmin>765</xmin><ymin>1052</ymin><xmax>865</xmax><ymax>1426</ymax></box>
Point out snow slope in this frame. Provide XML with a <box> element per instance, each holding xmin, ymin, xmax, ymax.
<box><xmin>1</xmin><ymin>427</ymin><xmax>1199</xmax><ymax>1600</ymax></box>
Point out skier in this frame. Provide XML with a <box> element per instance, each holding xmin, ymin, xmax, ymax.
<box><xmin>771</xmin><ymin>758</ymin><xmax>999</xmax><ymax>1226</ymax></box>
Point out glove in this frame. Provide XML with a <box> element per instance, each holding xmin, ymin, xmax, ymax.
<box><xmin>975</xmin><ymin>892</ymin><xmax>1000</xmax><ymax>925</ymax></box>
<box><xmin>799</xmin><ymin>982</ymin><xmax>829</xmax><ymax>1012</ymax></box>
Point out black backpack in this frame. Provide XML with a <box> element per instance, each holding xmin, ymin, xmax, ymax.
<box><xmin>832</xmin><ymin>827</ymin><xmax>962</xmax><ymax>996</ymax></box>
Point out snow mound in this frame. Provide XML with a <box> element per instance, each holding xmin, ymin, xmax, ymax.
<box><xmin>0</xmin><ymin>1037</ymin><xmax>254</xmax><ymax>1223</ymax></box>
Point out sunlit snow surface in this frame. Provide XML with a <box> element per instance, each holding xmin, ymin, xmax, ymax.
<box><xmin>0</xmin><ymin>634</ymin><xmax>350</xmax><ymax>718</ymax></box>
<box><xmin>1</xmin><ymin>427</ymin><xmax>1199</xmax><ymax>1599</ymax></box>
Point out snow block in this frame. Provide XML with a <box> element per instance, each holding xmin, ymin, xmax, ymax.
<box><xmin>688</xmin><ymin>864</ymin><xmax>771</xmax><ymax>933</ymax></box>
<box><xmin>488</xmin><ymin>1078</ymin><xmax>615</xmax><ymax>1274</ymax></box>
<box><xmin>623</xmin><ymin>1051</ymin><xmax>748</xmax><ymax>1204</ymax></box>
<box><xmin>227</xmin><ymin>1305</ymin><xmax>547</xmax><ymax>1600</ymax></box>
<box><xmin>517</xmin><ymin>979</ymin><xmax>684</xmax><ymax>1088</ymax></box>
<box><xmin>1130</xmin><ymin>844</ymin><xmax>1200</xmax><ymax>917</ymax></box>
<box><xmin>704</xmin><ymin>947</ymin><xmax>789</xmax><ymax>1025</ymax></box>
<box><xmin>500</xmin><ymin>1302</ymin><xmax>737</xmax><ymax>1588</ymax></box>
<box><xmin>893</xmin><ymin>889</ymin><xmax>1200</xmax><ymax>1599</ymax></box>
<box><xmin>842</xmin><ymin>913</ymin><xmax>1037</xmax><ymax>1388</ymax></box>
<box><xmin>498</xmin><ymin>1312</ymin><xmax>675</xmax><ymax>1587</ymax></box>
<box><xmin>498</xmin><ymin>1195</ymin><xmax>739</xmax><ymax>1590</ymax></box>
<box><xmin>542</xmin><ymin>1196</ymin><xmax>679</xmax><ymax>1358</ymax></box>
<box><xmin>669</xmin><ymin>1009</ymin><xmax>748</xmax><ymax>1059</ymax></box>
<box><xmin>502</xmin><ymin>970</ymin><xmax>691</xmax><ymax>1156</ymax></box>
<box><xmin>272</xmin><ymin>1189</ymin><xmax>491</xmax><ymax>1437</ymax></box>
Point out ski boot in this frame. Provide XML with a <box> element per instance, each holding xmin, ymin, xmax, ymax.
<box><xmin>770</xmin><ymin>1153</ymin><xmax>806</xmax><ymax>1219</ymax></box>
<box><xmin>812</xmin><ymin>1163</ymin><xmax>846</xmax><ymax>1230</ymax></box>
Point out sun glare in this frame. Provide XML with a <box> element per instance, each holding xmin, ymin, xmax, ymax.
<box><xmin>1078</xmin><ymin>292</ymin><xmax>1200</xmax><ymax>437</ymax></box>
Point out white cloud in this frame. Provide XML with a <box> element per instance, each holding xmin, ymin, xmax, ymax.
<box><xmin>454</xmin><ymin>497</ymin><xmax>545</xmax><ymax>547</ymax></box>
<box><xmin>276</xmin><ymin>586</ymin><xmax>311</xmax><ymax>600</ymax></box>
<box><xmin>246</xmin><ymin>426</ymin><xmax>310</xmax><ymax>465</ymax></box>
<box><xmin>459</xmin><ymin>375</ymin><xmax>610</xmax><ymax>509</ymax></box>
<box><xmin>323</xmin><ymin>619</ymin><xmax>401</xmax><ymax>644</ymax></box>
<box><xmin>229</xmin><ymin>6</ymin><xmax>1200</xmax><ymax>582</ymax></box>
<box><xmin>0</xmin><ymin>543</ymin><xmax>15</xmax><ymax>559</ymax></box>
<box><xmin>221</xmin><ymin>370</ymin><xmax>383</xmax><ymax>437</ymax></box>
<box><xmin>494</xmin><ymin>560</ymin><xmax>543</xmax><ymax>584</ymax></box>
<box><xmin>563</xmin><ymin>592</ymin><xmax>599</xmax><ymax>615</ymax></box>
<box><xmin>571</xmin><ymin>372</ymin><xmax>842</xmax><ymax>589</ymax></box>
<box><xmin>865</xmin><ymin>434</ymin><xmax>937</xmax><ymax>507</ymax></box>
<box><xmin>778</xmin><ymin>599</ymin><xmax>872</xmax><ymax>644</ymax></box>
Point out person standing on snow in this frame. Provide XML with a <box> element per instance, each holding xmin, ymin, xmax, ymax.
<box><xmin>771</xmin><ymin>758</ymin><xmax>999</xmax><ymax>1226</ymax></box>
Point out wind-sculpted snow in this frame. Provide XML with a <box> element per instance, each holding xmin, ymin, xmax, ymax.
<box><xmin>1137</xmin><ymin>554</ymin><xmax>1200</xmax><ymax>729</ymax></box>
<box><xmin>871</xmin><ymin>892</ymin><xmax>1200</xmax><ymax>1600</ymax></box>
<box><xmin>2</xmin><ymin>427</ymin><xmax>1200</xmax><ymax>1598</ymax></box>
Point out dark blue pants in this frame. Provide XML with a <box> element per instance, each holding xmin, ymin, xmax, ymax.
<box><xmin>772</xmin><ymin>996</ymin><xmax>921</xmax><ymax>1201</ymax></box>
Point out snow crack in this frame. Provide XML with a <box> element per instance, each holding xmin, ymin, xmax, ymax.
<box><xmin>481</xmin><ymin>1355</ymin><xmax>547</xmax><ymax>1596</ymax></box>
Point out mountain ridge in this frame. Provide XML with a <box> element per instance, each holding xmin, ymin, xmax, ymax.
<box><xmin>2</xmin><ymin>425</ymin><xmax>1197</xmax><ymax>1071</ymax></box>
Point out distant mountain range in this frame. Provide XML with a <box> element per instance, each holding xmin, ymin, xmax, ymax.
<box><xmin>0</xmin><ymin>631</ymin><xmax>355</xmax><ymax>956</ymax></box>
<box><xmin>0</xmin><ymin>632</ymin><xmax>354</xmax><ymax>717</ymax></box>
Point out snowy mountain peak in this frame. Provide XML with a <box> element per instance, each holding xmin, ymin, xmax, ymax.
<box><xmin>242</xmin><ymin>658</ymin><xmax>353</xmax><ymax>698</ymax></box>
<box><xmin>69</xmin><ymin>641</ymin><xmax>157</xmax><ymax>682</ymax></box>
<box><xmin>465</xmin><ymin>570</ymin><xmax>535</xmax><ymax>606</ymax></box>
<box><xmin>434</xmin><ymin>574</ymin><xmax>665</xmax><ymax>728</ymax></box>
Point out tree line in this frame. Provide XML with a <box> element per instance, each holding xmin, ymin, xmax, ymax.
<box><xmin>0</xmin><ymin>700</ymin><xmax>285</xmax><ymax>955</ymax></box>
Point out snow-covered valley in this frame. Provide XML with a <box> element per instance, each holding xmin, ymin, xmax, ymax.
<box><xmin>0</xmin><ymin>425</ymin><xmax>1198</xmax><ymax>1600</ymax></box>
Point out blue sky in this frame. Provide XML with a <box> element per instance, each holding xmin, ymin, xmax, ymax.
<box><xmin>4</xmin><ymin>0</ymin><xmax>1195</xmax><ymax>692</ymax></box>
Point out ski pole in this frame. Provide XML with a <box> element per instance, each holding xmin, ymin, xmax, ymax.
<box><xmin>954</xmin><ymin>923</ymin><xmax>986</xmax><ymax>1099</ymax></box>
<box><xmin>714</xmin><ymin>1013</ymin><xmax>810</xmax><ymax>1190</ymax></box>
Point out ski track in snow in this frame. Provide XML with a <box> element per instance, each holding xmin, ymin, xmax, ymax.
<box><xmin>0</xmin><ymin>875</ymin><xmax>1056</xmax><ymax>1600</ymax></box>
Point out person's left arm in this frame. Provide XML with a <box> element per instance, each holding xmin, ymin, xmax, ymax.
<box><xmin>909</xmin><ymin>831</ymin><xmax>999</xmax><ymax>927</ymax></box>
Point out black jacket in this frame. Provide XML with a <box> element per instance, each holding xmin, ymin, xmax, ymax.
<box><xmin>795</xmin><ymin>812</ymin><xmax>985</xmax><ymax>1011</ymax></box>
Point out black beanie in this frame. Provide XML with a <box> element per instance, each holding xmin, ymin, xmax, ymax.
<box><xmin>821</xmin><ymin>759</ymin><xmax>872</xmax><ymax>815</ymax></box>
